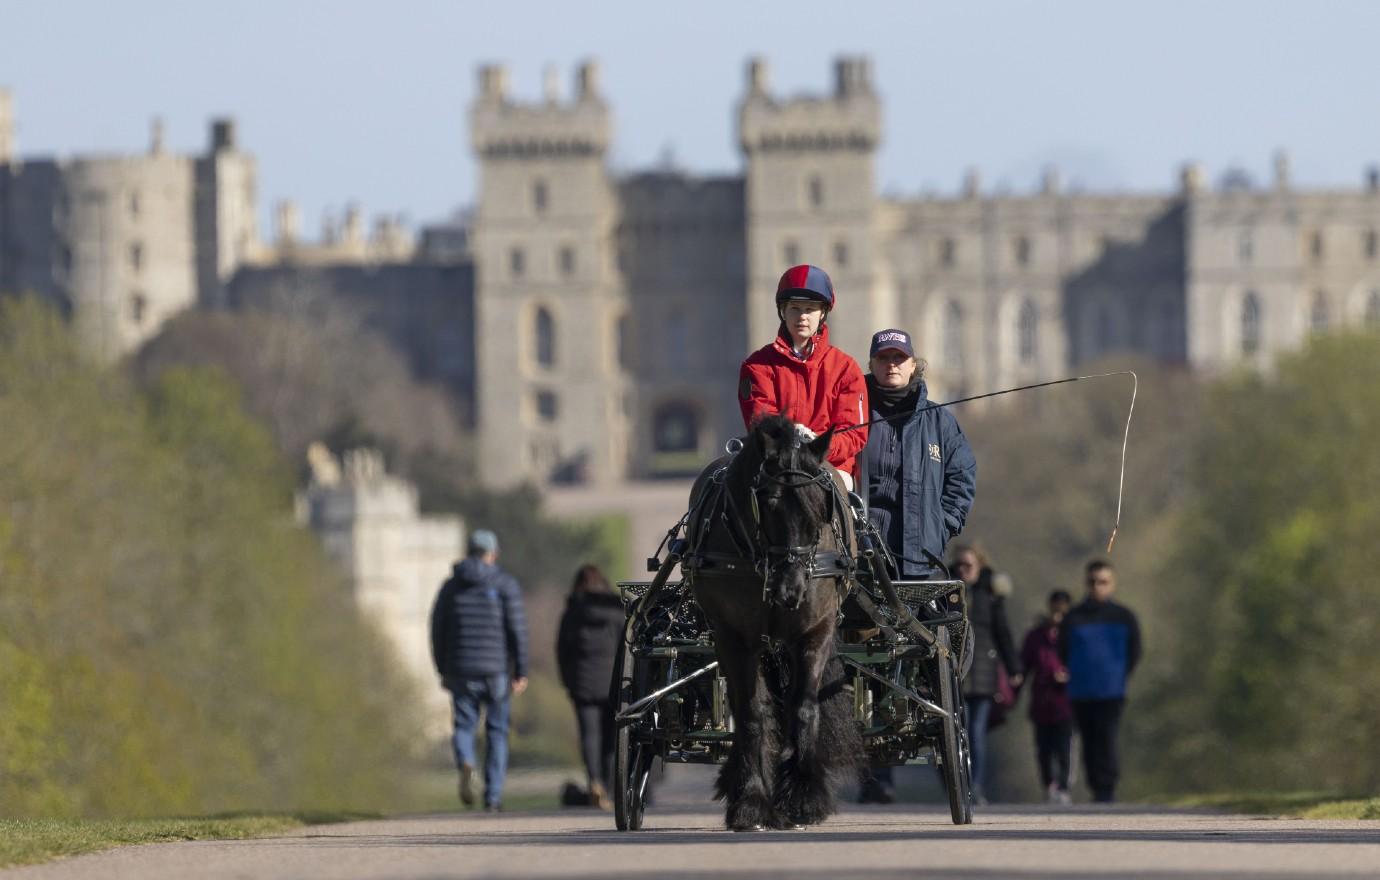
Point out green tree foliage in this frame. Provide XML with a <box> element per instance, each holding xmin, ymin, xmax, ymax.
<box><xmin>1132</xmin><ymin>333</ymin><xmax>1380</xmax><ymax>794</ymax></box>
<box><xmin>0</xmin><ymin>300</ymin><xmax>421</xmax><ymax>817</ymax></box>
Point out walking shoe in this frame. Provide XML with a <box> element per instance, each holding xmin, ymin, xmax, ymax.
<box><xmin>483</xmin><ymin>802</ymin><xmax>502</xmax><ymax>813</ymax></box>
<box><xmin>588</xmin><ymin>781</ymin><xmax>613</xmax><ymax>811</ymax></box>
<box><xmin>1056</xmin><ymin>788</ymin><xmax>1073</xmax><ymax>806</ymax></box>
<box><xmin>458</xmin><ymin>764</ymin><xmax>477</xmax><ymax>807</ymax></box>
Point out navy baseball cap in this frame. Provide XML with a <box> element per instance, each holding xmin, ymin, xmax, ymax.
<box><xmin>869</xmin><ymin>328</ymin><xmax>915</xmax><ymax>359</ymax></box>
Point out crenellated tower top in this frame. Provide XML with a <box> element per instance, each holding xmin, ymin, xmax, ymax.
<box><xmin>470</xmin><ymin>61</ymin><xmax>610</xmax><ymax>159</ymax></box>
<box><xmin>738</xmin><ymin>56</ymin><xmax>881</xmax><ymax>156</ymax></box>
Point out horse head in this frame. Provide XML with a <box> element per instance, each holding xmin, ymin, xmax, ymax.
<box><xmin>745</xmin><ymin>415</ymin><xmax>838</xmax><ymax>610</ymax></box>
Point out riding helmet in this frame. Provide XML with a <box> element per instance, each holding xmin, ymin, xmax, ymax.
<box><xmin>775</xmin><ymin>264</ymin><xmax>835</xmax><ymax>311</ymax></box>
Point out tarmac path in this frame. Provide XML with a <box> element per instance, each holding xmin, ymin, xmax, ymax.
<box><xmin>6</xmin><ymin>802</ymin><xmax>1380</xmax><ymax>880</ymax></box>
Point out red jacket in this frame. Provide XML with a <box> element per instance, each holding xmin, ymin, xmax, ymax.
<box><xmin>738</xmin><ymin>324</ymin><xmax>869</xmax><ymax>478</ymax></box>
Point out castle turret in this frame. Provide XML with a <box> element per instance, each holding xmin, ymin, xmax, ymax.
<box><xmin>1</xmin><ymin>88</ymin><xmax>15</xmax><ymax>163</ymax></box>
<box><xmin>470</xmin><ymin>61</ymin><xmax>627</xmax><ymax>486</ymax></box>
<box><xmin>738</xmin><ymin>56</ymin><xmax>883</xmax><ymax>358</ymax></box>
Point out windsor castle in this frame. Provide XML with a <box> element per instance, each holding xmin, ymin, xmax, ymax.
<box><xmin>4</xmin><ymin>58</ymin><xmax>1380</xmax><ymax>488</ymax></box>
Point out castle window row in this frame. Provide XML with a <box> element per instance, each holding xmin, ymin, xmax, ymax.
<box><xmin>1304</xmin><ymin>228</ymin><xmax>1378</xmax><ymax>263</ymax></box>
<box><xmin>1239</xmin><ymin>289</ymin><xmax>1380</xmax><ymax>356</ymax></box>
<box><xmin>479</xmin><ymin>139</ymin><xmax>598</xmax><ymax>159</ymax></box>
<box><xmin>508</xmin><ymin>246</ymin><xmax>577</xmax><ymax>280</ymax></box>
<box><xmin>750</xmin><ymin>133</ymin><xmax>875</xmax><ymax>154</ymax></box>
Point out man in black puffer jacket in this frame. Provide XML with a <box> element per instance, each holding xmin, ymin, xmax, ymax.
<box><xmin>430</xmin><ymin>529</ymin><xmax>529</xmax><ymax>811</ymax></box>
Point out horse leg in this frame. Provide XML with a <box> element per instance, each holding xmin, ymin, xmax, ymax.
<box><xmin>714</xmin><ymin>642</ymin><xmax>779</xmax><ymax>831</ymax></box>
<box><xmin>775</xmin><ymin>619</ymin><xmax>837</xmax><ymax>826</ymax></box>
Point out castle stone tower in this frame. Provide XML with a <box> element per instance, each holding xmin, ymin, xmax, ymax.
<box><xmin>470</xmin><ymin>62</ymin><xmax>629</xmax><ymax>486</ymax></box>
<box><xmin>195</xmin><ymin>118</ymin><xmax>258</xmax><ymax>308</ymax></box>
<box><xmin>738</xmin><ymin>57</ymin><xmax>884</xmax><ymax>361</ymax></box>
<box><xmin>0</xmin><ymin>89</ymin><xmax>13</xmax><ymax>164</ymax></box>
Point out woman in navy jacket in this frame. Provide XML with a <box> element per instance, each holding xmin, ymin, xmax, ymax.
<box><xmin>857</xmin><ymin>328</ymin><xmax>978</xmax><ymax>802</ymax></box>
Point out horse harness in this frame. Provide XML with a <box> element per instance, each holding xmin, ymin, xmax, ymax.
<box><xmin>682</xmin><ymin>438</ymin><xmax>856</xmax><ymax>613</ymax></box>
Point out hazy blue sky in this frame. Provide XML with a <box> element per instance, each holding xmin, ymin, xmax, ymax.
<box><xmin>4</xmin><ymin>1</ymin><xmax>1377</xmax><ymax>232</ymax></box>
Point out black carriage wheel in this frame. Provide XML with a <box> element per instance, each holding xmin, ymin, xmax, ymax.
<box><xmin>613</xmin><ymin>639</ymin><xmax>654</xmax><ymax>831</ymax></box>
<box><xmin>935</xmin><ymin>627</ymin><xmax>974</xmax><ymax>825</ymax></box>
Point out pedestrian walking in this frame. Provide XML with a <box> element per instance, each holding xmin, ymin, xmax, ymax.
<box><xmin>1059</xmin><ymin>559</ymin><xmax>1141</xmax><ymax>803</ymax></box>
<box><xmin>952</xmin><ymin>544</ymin><xmax>1022</xmax><ymax>805</ymax></box>
<box><xmin>1021</xmin><ymin>590</ymin><xmax>1074</xmax><ymax>804</ymax></box>
<box><xmin>429</xmin><ymin>529</ymin><xmax>529</xmax><ymax>812</ymax></box>
<box><xmin>556</xmin><ymin>564</ymin><xmax>624</xmax><ymax>810</ymax></box>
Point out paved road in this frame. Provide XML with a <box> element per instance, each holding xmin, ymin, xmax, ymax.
<box><xmin>7</xmin><ymin>803</ymin><xmax>1380</xmax><ymax>880</ymax></box>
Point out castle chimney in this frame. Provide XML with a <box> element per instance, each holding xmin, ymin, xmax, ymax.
<box><xmin>343</xmin><ymin>203</ymin><xmax>363</xmax><ymax>243</ymax></box>
<box><xmin>478</xmin><ymin>64</ymin><xmax>508</xmax><ymax>103</ymax></box>
<box><xmin>543</xmin><ymin>64</ymin><xmax>560</xmax><ymax>104</ymax></box>
<box><xmin>1040</xmin><ymin>166</ymin><xmax>1061</xmax><ymax>196</ymax></box>
<box><xmin>747</xmin><ymin>57</ymin><xmax>769</xmax><ymax>95</ymax></box>
<box><xmin>1273</xmin><ymin>150</ymin><xmax>1291</xmax><ymax>190</ymax></box>
<box><xmin>275</xmin><ymin>199</ymin><xmax>299</xmax><ymax>245</ymax></box>
<box><xmin>0</xmin><ymin>88</ymin><xmax>14</xmax><ymax>163</ymax></box>
<box><xmin>962</xmin><ymin>167</ymin><xmax>981</xmax><ymax>199</ymax></box>
<box><xmin>210</xmin><ymin>118</ymin><xmax>237</xmax><ymax>152</ymax></box>
<box><xmin>576</xmin><ymin>60</ymin><xmax>600</xmax><ymax>100</ymax></box>
<box><xmin>149</xmin><ymin>117</ymin><xmax>165</xmax><ymax>155</ymax></box>
<box><xmin>1179</xmin><ymin>162</ymin><xmax>1204</xmax><ymax>196</ymax></box>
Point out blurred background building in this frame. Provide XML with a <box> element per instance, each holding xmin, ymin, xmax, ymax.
<box><xmin>3</xmin><ymin>58</ymin><xmax>1380</xmax><ymax>487</ymax></box>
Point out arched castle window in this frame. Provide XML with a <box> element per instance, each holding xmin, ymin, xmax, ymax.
<box><xmin>653</xmin><ymin>402</ymin><xmax>700</xmax><ymax>453</ymax></box>
<box><xmin>510</xmin><ymin>247</ymin><xmax>525</xmax><ymax>279</ymax></box>
<box><xmin>533</xmin><ymin>179</ymin><xmax>548</xmax><ymax>214</ymax></box>
<box><xmin>1014</xmin><ymin>236</ymin><xmax>1031</xmax><ymax>267</ymax></box>
<box><xmin>533</xmin><ymin>389</ymin><xmax>558</xmax><ymax>422</ymax></box>
<box><xmin>1309</xmin><ymin>231</ymin><xmax>1324</xmax><ymax>261</ymax></box>
<box><xmin>534</xmin><ymin>307</ymin><xmax>556</xmax><ymax>368</ymax></box>
<box><xmin>667</xmin><ymin>308</ymin><xmax>689</xmax><ymax>369</ymax></box>
<box><xmin>1367</xmin><ymin>290</ymin><xmax>1380</xmax><ymax>327</ymax></box>
<box><xmin>807</xmin><ymin>176</ymin><xmax>824</xmax><ymax>209</ymax></box>
<box><xmin>129</xmin><ymin>242</ymin><xmax>144</xmax><ymax>272</ymax></box>
<box><xmin>1018</xmin><ymin>299</ymin><xmax>1038</xmax><ymax>365</ymax></box>
<box><xmin>1365</xmin><ymin>229</ymin><xmax>1377</xmax><ymax>260</ymax></box>
<box><xmin>1239</xmin><ymin>231</ymin><xmax>1253</xmax><ymax>264</ymax></box>
<box><xmin>1241</xmin><ymin>292</ymin><xmax>1262</xmax><ymax>355</ymax></box>
<box><xmin>944</xmin><ymin>301</ymin><xmax>964</xmax><ymax>370</ymax></box>
<box><xmin>783</xmin><ymin>240</ymin><xmax>799</xmax><ymax>266</ymax></box>
<box><xmin>1310</xmin><ymin>290</ymin><xmax>1330</xmax><ymax>334</ymax></box>
<box><xmin>616</xmin><ymin>313</ymin><xmax>632</xmax><ymax>371</ymax></box>
<box><xmin>939</xmin><ymin>238</ymin><xmax>956</xmax><ymax>268</ymax></box>
<box><xmin>833</xmin><ymin>240</ymin><xmax>848</xmax><ymax>268</ymax></box>
<box><xmin>558</xmin><ymin>246</ymin><xmax>575</xmax><ymax>277</ymax></box>
<box><xmin>129</xmin><ymin>292</ymin><xmax>147</xmax><ymax>326</ymax></box>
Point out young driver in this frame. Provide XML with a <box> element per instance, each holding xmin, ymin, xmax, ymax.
<box><xmin>738</xmin><ymin>264</ymin><xmax>868</xmax><ymax>489</ymax></box>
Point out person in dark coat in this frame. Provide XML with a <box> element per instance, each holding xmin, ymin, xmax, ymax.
<box><xmin>556</xmin><ymin>564</ymin><xmax>624</xmax><ymax>810</ymax></box>
<box><xmin>952</xmin><ymin>544</ymin><xmax>1022</xmax><ymax>805</ymax></box>
<box><xmin>1059</xmin><ymin>559</ymin><xmax>1141</xmax><ymax>803</ymax></box>
<box><xmin>430</xmin><ymin>529</ymin><xmax>529</xmax><ymax>812</ymax></box>
<box><xmin>857</xmin><ymin>328</ymin><xmax>978</xmax><ymax>804</ymax></box>
<box><xmin>1021</xmin><ymin>590</ymin><xmax>1074</xmax><ymax>804</ymax></box>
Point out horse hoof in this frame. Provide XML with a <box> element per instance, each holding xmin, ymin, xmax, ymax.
<box><xmin>732</xmin><ymin>824</ymin><xmax>767</xmax><ymax>833</ymax></box>
<box><xmin>785</xmin><ymin>823</ymin><xmax>807</xmax><ymax>831</ymax></box>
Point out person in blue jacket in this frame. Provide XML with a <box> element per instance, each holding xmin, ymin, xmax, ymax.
<box><xmin>430</xmin><ymin>529</ymin><xmax>530</xmax><ymax>812</ymax></box>
<box><xmin>857</xmin><ymin>328</ymin><xmax>978</xmax><ymax>803</ymax></box>
<box><xmin>1058</xmin><ymin>559</ymin><xmax>1141</xmax><ymax>803</ymax></box>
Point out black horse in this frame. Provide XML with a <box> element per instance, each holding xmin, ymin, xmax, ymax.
<box><xmin>685</xmin><ymin>415</ymin><xmax>863</xmax><ymax>831</ymax></box>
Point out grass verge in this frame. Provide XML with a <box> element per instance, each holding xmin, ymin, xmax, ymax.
<box><xmin>0</xmin><ymin>812</ymin><xmax>374</xmax><ymax>870</ymax></box>
<box><xmin>1164</xmin><ymin>792</ymin><xmax>1380</xmax><ymax>820</ymax></box>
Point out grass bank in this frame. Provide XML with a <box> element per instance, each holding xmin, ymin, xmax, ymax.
<box><xmin>0</xmin><ymin>812</ymin><xmax>373</xmax><ymax>869</ymax></box>
<box><xmin>1164</xmin><ymin>792</ymin><xmax>1380</xmax><ymax>820</ymax></box>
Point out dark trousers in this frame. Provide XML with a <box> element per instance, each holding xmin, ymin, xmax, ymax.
<box><xmin>574</xmin><ymin>699</ymin><xmax>614</xmax><ymax>789</ymax></box>
<box><xmin>1073</xmin><ymin>699</ymin><xmax>1124</xmax><ymax>802</ymax></box>
<box><xmin>1033</xmin><ymin>720</ymin><xmax>1073</xmax><ymax>790</ymax></box>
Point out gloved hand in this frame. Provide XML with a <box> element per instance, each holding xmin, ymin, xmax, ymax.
<box><xmin>794</xmin><ymin>423</ymin><xmax>818</xmax><ymax>442</ymax></box>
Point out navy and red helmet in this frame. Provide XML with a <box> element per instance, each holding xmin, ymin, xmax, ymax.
<box><xmin>775</xmin><ymin>264</ymin><xmax>835</xmax><ymax>311</ymax></box>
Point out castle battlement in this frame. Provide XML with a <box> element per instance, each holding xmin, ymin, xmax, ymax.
<box><xmin>738</xmin><ymin>57</ymin><xmax>882</xmax><ymax>154</ymax></box>
<box><xmin>470</xmin><ymin>61</ymin><xmax>610</xmax><ymax>157</ymax></box>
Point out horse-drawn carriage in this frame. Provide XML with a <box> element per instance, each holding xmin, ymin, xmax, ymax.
<box><xmin>612</xmin><ymin>416</ymin><xmax>975</xmax><ymax>831</ymax></box>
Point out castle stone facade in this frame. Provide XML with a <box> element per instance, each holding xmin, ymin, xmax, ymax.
<box><xmin>4</xmin><ymin>61</ymin><xmax>1380</xmax><ymax>488</ymax></box>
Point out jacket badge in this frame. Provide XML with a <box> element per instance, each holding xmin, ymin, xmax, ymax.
<box><xmin>928</xmin><ymin>443</ymin><xmax>941</xmax><ymax>462</ymax></box>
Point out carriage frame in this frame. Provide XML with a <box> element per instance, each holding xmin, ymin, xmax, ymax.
<box><xmin>611</xmin><ymin>511</ymin><xmax>976</xmax><ymax>830</ymax></box>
